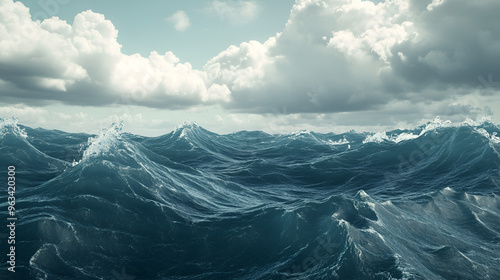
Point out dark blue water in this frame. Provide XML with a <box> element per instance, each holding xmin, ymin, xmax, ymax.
<box><xmin>1</xmin><ymin>118</ymin><xmax>499</xmax><ymax>279</ymax></box>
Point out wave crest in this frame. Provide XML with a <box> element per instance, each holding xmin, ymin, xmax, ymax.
<box><xmin>80</xmin><ymin>122</ymin><xmax>124</xmax><ymax>162</ymax></box>
<box><xmin>0</xmin><ymin>117</ymin><xmax>27</xmax><ymax>139</ymax></box>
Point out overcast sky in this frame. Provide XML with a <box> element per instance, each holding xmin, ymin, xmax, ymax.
<box><xmin>1</xmin><ymin>0</ymin><xmax>499</xmax><ymax>135</ymax></box>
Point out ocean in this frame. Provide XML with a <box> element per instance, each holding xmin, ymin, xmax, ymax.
<box><xmin>1</xmin><ymin>117</ymin><xmax>499</xmax><ymax>279</ymax></box>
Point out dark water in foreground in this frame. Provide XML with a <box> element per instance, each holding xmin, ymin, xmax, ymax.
<box><xmin>1</xmin><ymin>118</ymin><xmax>499</xmax><ymax>279</ymax></box>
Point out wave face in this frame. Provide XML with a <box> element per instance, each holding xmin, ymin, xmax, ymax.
<box><xmin>1</xmin><ymin>118</ymin><xmax>500</xmax><ymax>279</ymax></box>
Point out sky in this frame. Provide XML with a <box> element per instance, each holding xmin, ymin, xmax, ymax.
<box><xmin>0</xmin><ymin>0</ymin><xmax>499</xmax><ymax>136</ymax></box>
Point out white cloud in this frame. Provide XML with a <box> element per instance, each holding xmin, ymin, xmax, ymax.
<box><xmin>0</xmin><ymin>0</ymin><xmax>228</xmax><ymax>108</ymax></box>
<box><xmin>427</xmin><ymin>0</ymin><xmax>445</xmax><ymax>11</ymax></box>
<box><xmin>207</xmin><ymin>0</ymin><xmax>259</xmax><ymax>25</ymax></box>
<box><xmin>167</xmin><ymin>10</ymin><xmax>190</xmax><ymax>32</ymax></box>
<box><xmin>205</xmin><ymin>84</ymin><xmax>231</xmax><ymax>103</ymax></box>
<box><xmin>205</xmin><ymin>37</ymin><xmax>279</xmax><ymax>92</ymax></box>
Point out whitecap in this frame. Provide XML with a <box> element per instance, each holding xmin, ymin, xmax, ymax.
<box><xmin>327</xmin><ymin>137</ymin><xmax>350</xmax><ymax>146</ymax></box>
<box><xmin>0</xmin><ymin>117</ymin><xmax>27</xmax><ymax>139</ymax></box>
<box><xmin>77</xmin><ymin>122</ymin><xmax>124</xmax><ymax>163</ymax></box>
<box><xmin>363</xmin><ymin>131</ymin><xmax>389</xmax><ymax>144</ymax></box>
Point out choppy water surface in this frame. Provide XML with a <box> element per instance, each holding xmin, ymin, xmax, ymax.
<box><xmin>1</xmin><ymin>118</ymin><xmax>499</xmax><ymax>279</ymax></box>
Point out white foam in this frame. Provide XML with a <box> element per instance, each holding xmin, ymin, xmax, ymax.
<box><xmin>290</xmin><ymin>130</ymin><xmax>312</xmax><ymax>137</ymax></box>
<box><xmin>363</xmin><ymin>131</ymin><xmax>420</xmax><ymax>144</ymax></box>
<box><xmin>327</xmin><ymin>137</ymin><xmax>350</xmax><ymax>146</ymax></box>
<box><xmin>420</xmin><ymin>116</ymin><xmax>496</xmax><ymax>136</ymax></box>
<box><xmin>175</xmin><ymin>122</ymin><xmax>201</xmax><ymax>136</ymax></box>
<box><xmin>174</xmin><ymin>122</ymin><xmax>202</xmax><ymax>144</ymax></box>
<box><xmin>287</xmin><ymin>130</ymin><xmax>317</xmax><ymax>142</ymax></box>
<box><xmin>363</xmin><ymin>131</ymin><xmax>389</xmax><ymax>144</ymax></box>
<box><xmin>394</xmin><ymin>132</ymin><xmax>419</xmax><ymax>143</ymax></box>
<box><xmin>491</xmin><ymin>132</ymin><xmax>500</xmax><ymax>144</ymax></box>
<box><xmin>419</xmin><ymin>116</ymin><xmax>453</xmax><ymax>135</ymax></box>
<box><xmin>0</xmin><ymin>117</ymin><xmax>27</xmax><ymax>139</ymax></box>
<box><xmin>361</xmin><ymin>116</ymin><xmax>499</xmax><ymax>145</ymax></box>
<box><xmin>77</xmin><ymin>122</ymin><xmax>124</xmax><ymax>163</ymax></box>
<box><xmin>474</xmin><ymin>128</ymin><xmax>500</xmax><ymax>157</ymax></box>
<box><xmin>475</xmin><ymin>128</ymin><xmax>491</xmax><ymax>139</ymax></box>
<box><xmin>381</xmin><ymin>200</ymin><xmax>394</xmax><ymax>206</ymax></box>
<box><xmin>441</xmin><ymin>187</ymin><xmax>455</xmax><ymax>196</ymax></box>
<box><xmin>357</xmin><ymin>190</ymin><xmax>370</xmax><ymax>198</ymax></box>
<box><xmin>179</xmin><ymin>128</ymin><xmax>188</xmax><ymax>139</ymax></box>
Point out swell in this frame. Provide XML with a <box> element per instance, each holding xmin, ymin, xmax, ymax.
<box><xmin>0</xmin><ymin>118</ymin><xmax>499</xmax><ymax>279</ymax></box>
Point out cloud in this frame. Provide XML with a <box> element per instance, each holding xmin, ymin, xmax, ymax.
<box><xmin>206</xmin><ymin>0</ymin><xmax>408</xmax><ymax>113</ymax></box>
<box><xmin>167</xmin><ymin>10</ymin><xmax>190</xmax><ymax>32</ymax></box>
<box><xmin>0</xmin><ymin>0</ymin><xmax>227</xmax><ymax>108</ymax></box>
<box><xmin>207</xmin><ymin>0</ymin><xmax>259</xmax><ymax>25</ymax></box>
<box><xmin>427</xmin><ymin>0</ymin><xmax>444</xmax><ymax>11</ymax></box>
<box><xmin>205</xmin><ymin>0</ymin><xmax>500</xmax><ymax>116</ymax></box>
<box><xmin>205</xmin><ymin>37</ymin><xmax>279</xmax><ymax>92</ymax></box>
<box><xmin>0</xmin><ymin>105</ymin><xmax>87</xmax><ymax>129</ymax></box>
<box><xmin>0</xmin><ymin>104</ymin><xmax>155</xmax><ymax>135</ymax></box>
<box><xmin>0</xmin><ymin>0</ymin><xmax>499</xmax><ymax>126</ymax></box>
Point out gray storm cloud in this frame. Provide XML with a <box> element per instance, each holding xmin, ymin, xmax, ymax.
<box><xmin>206</xmin><ymin>0</ymin><xmax>500</xmax><ymax>114</ymax></box>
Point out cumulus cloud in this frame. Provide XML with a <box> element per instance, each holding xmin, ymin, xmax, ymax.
<box><xmin>205</xmin><ymin>37</ymin><xmax>279</xmax><ymax>92</ymax></box>
<box><xmin>0</xmin><ymin>0</ymin><xmax>227</xmax><ymax>108</ymax></box>
<box><xmin>207</xmin><ymin>0</ymin><xmax>259</xmax><ymax>25</ymax></box>
<box><xmin>206</xmin><ymin>0</ymin><xmax>500</xmax><ymax>116</ymax></box>
<box><xmin>167</xmin><ymin>10</ymin><xmax>190</xmax><ymax>32</ymax></box>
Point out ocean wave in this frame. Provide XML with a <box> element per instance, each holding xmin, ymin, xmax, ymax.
<box><xmin>0</xmin><ymin>118</ymin><xmax>499</xmax><ymax>279</ymax></box>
